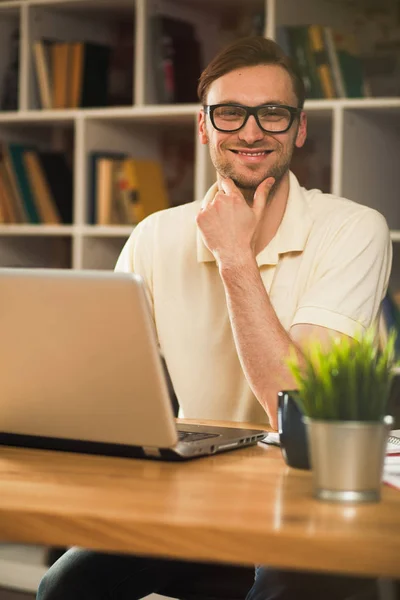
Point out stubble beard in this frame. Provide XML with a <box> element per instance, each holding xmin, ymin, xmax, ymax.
<box><xmin>209</xmin><ymin>136</ymin><xmax>297</xmax><ymax>205</ymax></box>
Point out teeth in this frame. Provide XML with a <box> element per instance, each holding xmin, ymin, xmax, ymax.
<box><xmin>238</xmin><ymin>151</ymin><xmax>267</xmax><ymax>156</ymax></box>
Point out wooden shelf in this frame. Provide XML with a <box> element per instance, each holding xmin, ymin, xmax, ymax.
<box><xmin>0</xmin><ymin>0</ymin><xmax>397</xmax><ymax>277</ymax></box>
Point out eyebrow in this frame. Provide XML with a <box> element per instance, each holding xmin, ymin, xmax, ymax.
<box><xmin>213</xmin><ymin>100</ymin><xmax>289</xmax><ymax>107</ymax></box>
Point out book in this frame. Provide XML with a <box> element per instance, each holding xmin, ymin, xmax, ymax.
<box><xmin>285</xmin><ymin>26</ymin><xmax>322</xmax><ymax>99</ymax></box>
<box><xmin>0</xmin><ymin>160</ymin><xmax>20</xmax><ymax>222</ymax></box>
<box><xmin>86</xmin><ymin>150</ymin><xmax>126</xmax><ymax>225</ymax></box>
<box><xmin>0</xmin><ymin>28</ymin><xmax>19</xmax><ymax>111</ymax></box>
<box><xmin>6</xmin><ymin>143</ymin><xmax>40</xmax><ymax>223</ymax></box>
<box><xmin>107</xmin><ymin>21</ymin><xmax>134</xmax><ymax>107</ymax></box>
<box><xmin>96</xmin><ymin>157</ymin><xmax>114</xmax><ymax>225</ymax></box>
<box><xmin>307</xmin><ymin>24</ymin><xmax>336</xmax><ymax>99</ymax></box>
<box><xmin>33</xmin><ymin>40</ymin><xmax>53</xmax><ymax>109</ymax></box>
<box><xmin>331</xmin><ymin>30</ymin><xmax>365</xmax><ymax>98</ymax></box>
<box><xmin>35</xmin><ymin>151</ymin><xmax>73</xmax><ymax>223</ymax></box>
<box><xmin>323</xmin><ymin>27</ymin><xmax>346</xmax><ymax>98</ymax></box>
<box><xmin>118</xmin><ymin>159</ymin><xmax>145</xmax><ymax>224</ymax></box>
<box><xmin>23</xmin><ymin>150</ymin><xmax>62</xmax><ymax>224</ymax></box>
<box><xmin>80</xmin><ymin>42</ymin><xmax>111</xmax><ymax>108</ymax></box>
<box><xmin>285</xmin><ymin>26</ymin><xmax>312</xmax><ymax>99</ymax></box>
<box><xmin>0</xmin><ymin>152</ymin><xmax>27</xmax><ymax>222</ymax></box>
<box><xmin>52</xmin><ymin>42</ymin><xmax>70</xmax><ymax>109</ymax></box>
<box><xmin>69</xmin><ymin>42</ymin><xmax>85</xmax><ymax>109</ymax></box>
<box><xmin>122</xmin><ymin>158</ymin><xmax>169</xmax><ymax>219</ymax></box>
<box><xmin>88</xmin><ymin>151</ymin><xmax>126</xmax><ymax>224</ymax></box>
<box><xmin>151</xmin><ymin>16</ymin><xmax>202</xmax><ymax>104</ymax></box>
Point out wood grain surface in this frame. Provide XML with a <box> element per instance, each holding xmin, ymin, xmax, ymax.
<box><xmin>0</xmin><ymin>420</ymin><xmax>399</xmax><ymax>578</ymax></box>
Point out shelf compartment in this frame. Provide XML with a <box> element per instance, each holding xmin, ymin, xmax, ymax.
<box><xmin>341</xmin><ymin>106</ymin><xmax>400</xmax><ymax>230</ymax></box>
<box><xmin>0</xmin><ymin>234</ymin><xmax>72</xmax><ymax>268</ymax></box>
<box><xmin>291</xmin><ymin>108</ymin><xmax>333</xmax><ymax>193</ymax></box>
<box><xmin>0</xmin><ymin>120</ymin><xmax>75</xmax><ymax>224</ymax></box>
<box><xmin>83</xmin><ymin>115</ymin><xmax>196</xmax><ymax>225</ymax></box>
<box><xmin>81</xmin><ymin>234</ymin><xmax>129</xmax><ymax>270</ymax></box>
<box><xmin>144</xmin><ymin>0</ymin><xmax>265</xmax><ymax>105</ymax></box>
<box><xmin>27</xmin><ymin>0</ymin><xmax>135</xmax><ymax>111</ymax></box>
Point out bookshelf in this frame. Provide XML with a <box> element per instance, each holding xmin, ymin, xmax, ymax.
<box><xmin>0</xmin><ymin>0</ymin><xmax>398</xmax><ymax>286</ymax></box>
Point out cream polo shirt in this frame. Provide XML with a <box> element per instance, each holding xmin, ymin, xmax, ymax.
<box><xmin>115</xmin><ymin>171</ymin><xmax>392</xmax><ymax>425</ymax></box>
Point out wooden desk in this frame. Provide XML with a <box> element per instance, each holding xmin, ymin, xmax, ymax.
<box><xmin>0</xmin><ymin>420</ymin><xmax>399</xmax><ymax>579</ymax></box>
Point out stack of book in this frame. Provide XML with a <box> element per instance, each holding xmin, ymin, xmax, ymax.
<box><xmin>0</xmin><ymin>143</ymin><xmax>73</xmax><ymax>224</ymax></box>
<box><xmin>33</xmin><ymin>39</ymin><xmax>112</xmax><ymax>109</ymax></box>
<box><xmin>278</xmin><ymin>24</ymin><xmax>367</xmax><ymax>99</ymax></box>
<box><xmin>88</xmin><ymin>152</ymin><xmax>169</xmax><ymax>225</ymax></box>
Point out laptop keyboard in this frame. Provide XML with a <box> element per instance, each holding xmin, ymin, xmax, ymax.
<box><xmin>177</xmin><ymin>431</ymin><xmax>220</xmax><ymax>443</ymax></box>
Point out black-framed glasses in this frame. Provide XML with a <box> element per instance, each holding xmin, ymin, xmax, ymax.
<box><xmin>204</xmin><ymin>103</ymin><xmax>301</xmax><ymax>134</ymax></box>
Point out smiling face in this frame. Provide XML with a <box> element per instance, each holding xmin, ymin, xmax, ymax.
<box><xmin>198</xmin><ymin>64</ymin><xmax>307</xmax><ymax>193</ymax></box>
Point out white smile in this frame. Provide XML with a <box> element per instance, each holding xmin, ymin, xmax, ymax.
<box><xmin>235</xmin><ymin>151</ymin><xmax>272</xmax><ymax>156</ymax></box>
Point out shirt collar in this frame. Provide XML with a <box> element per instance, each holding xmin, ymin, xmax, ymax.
<box><xmin>196</xmin><ymin>171</ymin><xmax>313</xmax><ymax>265</ymax></box>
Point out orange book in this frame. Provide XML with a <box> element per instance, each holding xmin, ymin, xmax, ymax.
<box><xmin>96</xmin><ymin>158</ymin><xmax>114</xmax><ymax>224</ymax></box>
<box><xmin>52</xmin><ymin>42</ymin><xmax>70</xmax><ymax>109</ymax></box>
<box><xmin>69</xmin><ymin>42</ymin><xmax>84</xmax><ymax>108</ymax></box>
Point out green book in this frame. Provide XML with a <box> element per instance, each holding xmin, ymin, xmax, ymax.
<box><xmin>7</xmin><ymin>143</ymin><xmax>40</xmax><ymax>223</ymax></box>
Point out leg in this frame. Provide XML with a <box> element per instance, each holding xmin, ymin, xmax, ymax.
<box><xmin>246</xmin><ymin>566</ymin><xmax>380</xmax><ymax>600</ymax></box>
<box><xmin>37</xmin><ymin>546</ymin><xmax>200</xmax><ymax>600</ymax></box>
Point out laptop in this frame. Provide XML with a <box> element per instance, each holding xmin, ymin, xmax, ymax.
<box><xmin>0</xmin><ymin>268</ymin><xmax>268</xmax><ymax>460</ymax></box>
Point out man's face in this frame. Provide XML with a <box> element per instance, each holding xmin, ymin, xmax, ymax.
<box><xmin>198</xmin><ymin>64</ymin><xmax>307</xmax><ymax>192</ymax></box>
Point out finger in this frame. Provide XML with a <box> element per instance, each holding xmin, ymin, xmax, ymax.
<box><xmin>253</xmin><ymin>177</ymin><xmax>275</xmax><ymax>219</ymax></box>
<box><xmin>217</xmin><ymin>173</ymin><xmax>238</xmax><ymax>196</ymax></box>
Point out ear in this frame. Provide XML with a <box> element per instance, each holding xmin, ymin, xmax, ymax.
<box><xmin>295</xmin><ymin>111</ymin><xmax>307</xmax><ymax>149</ymax></box>
<box><xmin>198</xmin><ymin>109</ymin><xmax>208</xmax><ymax>145</ymax></box>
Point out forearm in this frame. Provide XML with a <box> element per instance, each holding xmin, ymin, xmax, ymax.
<box><xmin>219</xmin><ymin>253</ymin><xmax>304</xmax><ymax>429</ymax></box>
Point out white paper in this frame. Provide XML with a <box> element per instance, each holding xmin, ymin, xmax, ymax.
<box><xmin>383</xmin><ymin>454</ymin><xmax>400</xmax><ymax>490</ymax></box>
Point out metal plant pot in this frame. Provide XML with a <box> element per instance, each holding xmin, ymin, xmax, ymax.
<box><xmin>304</xmin><ymin>415</ymin><xmax>393</xmax><ymax>503</ymax></box>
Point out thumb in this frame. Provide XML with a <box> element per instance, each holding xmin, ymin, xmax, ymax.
<box><xmin>253</xmin><ymin>177</ymin><xmax>275</xmax><ymax>219</ymax></box>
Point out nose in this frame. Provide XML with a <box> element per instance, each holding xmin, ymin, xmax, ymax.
<box><xmin>238</xmin><ymin>114</ymin><xmax>265</xmax><ymax>144</ymax></box>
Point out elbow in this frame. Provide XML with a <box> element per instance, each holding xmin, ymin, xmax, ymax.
<box><xmin>268</xmin><ymin>414</ymin><xmax>279</xmax><ymax>431</ymax></box>
<box><xmin>259</xmin><ymin>391</ymin><xmax>279</xmax><ymax>431</ymax></box>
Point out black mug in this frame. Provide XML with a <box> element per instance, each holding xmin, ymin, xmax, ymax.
<box><xmin>278</xmin><ymin>390</ymin><xmax>310</xmax><ymax>470</ymax></box>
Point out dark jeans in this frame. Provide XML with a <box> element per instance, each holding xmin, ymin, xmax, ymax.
<box><xmin>36</xmin><ymin>547</ymin><xmax>379</xmax><ymax>600</ymax></box>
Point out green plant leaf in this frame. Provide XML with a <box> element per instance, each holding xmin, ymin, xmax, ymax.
<box><xmin>286</xmin><ymin>326</ymin><xmax>396</xmax><ymax>421</ymax></box>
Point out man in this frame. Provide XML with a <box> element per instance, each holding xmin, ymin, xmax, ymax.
<box><xmin>37</xmin><ymin>36</ymin><xmax>391</xmax><ymax>600</ymax></box>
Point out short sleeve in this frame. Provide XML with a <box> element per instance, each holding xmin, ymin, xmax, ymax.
<box><xmin>291</xmin><ymin>208</ymin><xmax>392</xmax><ymax>338</ymax></box>
<box><xmin>114</xmin><ymin>217</ymin><xmax>155</xmax><ymax>317</ymax></box>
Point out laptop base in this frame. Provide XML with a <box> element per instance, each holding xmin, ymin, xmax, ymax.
<box><xmin>0</xmin><ymin>429</ymin><xmax>267</xmax><ymax>461</ymax></box>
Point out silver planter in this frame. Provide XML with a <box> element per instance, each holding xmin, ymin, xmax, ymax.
<box><xmin>304</xmin><ymin>415</ymin><xmax>393</xmax><ymax>503</ymax></box>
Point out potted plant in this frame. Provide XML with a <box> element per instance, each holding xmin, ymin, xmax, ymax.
<box><xmin>287</xmin><ymin>327</ymin><xmax>397</xmax><ymax>503</ymax></box>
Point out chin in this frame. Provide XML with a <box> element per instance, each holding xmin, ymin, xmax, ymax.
<box><xmin>239</xmin><ymin>166</ymin><xmax>289</xmax><ymax>190</ymax></box>
<box><xmin>231</xmin><ymin>173</ymin><xmax>272</xmax><ymax>190</ymax></box>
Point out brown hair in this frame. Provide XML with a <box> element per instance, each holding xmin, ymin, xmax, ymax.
<box><xmin>197</xmin><ymin>36</ymin><xmax>305</xmax><ymax>109</ymax></box>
